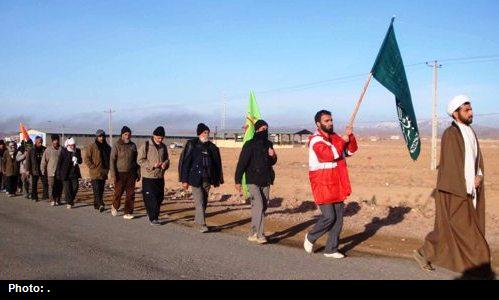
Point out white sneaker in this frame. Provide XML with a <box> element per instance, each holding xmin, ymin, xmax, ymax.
<box><xmin>111</xmin><ymin>207</ymin><xmax>118</xmax><ymax>216</ymax></box>
<box><xmin>51</xmin><ymin>201</ymin><xmax>56</xmax><ymax>206</ymax></box>
<box><xmin>324</xmin><ymin>252</ymin><xmax>345</xmax><ymax>259</ymax></box>
<box><xmin>66</xmin><ymin>204</ymin><xmax>72</xmax><ymax>209</ymax></box>
<box><xmin>123</xmin><ymin>214</ymin><xmax>134</xmax><ymax>220</ymax></box>
<box><xmin>304</xmin><ymin>234</ymin><xmax>314</xmax><ymax>254</ymax></box>
<box><xmin>247</xmin><ymin>234</ymin><xmax>258</xmax><ymax>242</ymax></box>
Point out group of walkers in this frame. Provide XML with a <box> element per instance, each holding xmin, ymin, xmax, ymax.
<box><xmin>0</xmin><ymin>97</ymin><xmax>493</xmax><ymax>277</ymax></box>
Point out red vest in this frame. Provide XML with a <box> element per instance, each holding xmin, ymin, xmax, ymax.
<box><xmin>308</xmin><ymin>130</ymin><xmax>358</xmax><ymax>205</ymax></box>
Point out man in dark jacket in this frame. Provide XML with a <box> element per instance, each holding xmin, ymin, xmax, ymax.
<box><xmin>56</xmin><ymin>138</ymin><xmax>82</xmax><ymax>209</ymax></box>
<box><xmin>235</xmin><ymin>120</ymin><xmax>277</xmax><ymax>244</ymax></box>
<box><xmin>84</xmin><ymin>129</ymin><xmax>111</xmax><ymax>212</ymax></box>
<box><xmin>0</xmin><ymin>139</ymin><xmax>6</xmax><ymax>192</ymax></box>
<box><xmin>26</xmin><ymin>136</ymin><xmax>48</xmax><ymax>201</ymax></box>
<box><xmin>179</xmin><ymin>123</ymin><xmax>224</xmax><ymax>233</ymax></box>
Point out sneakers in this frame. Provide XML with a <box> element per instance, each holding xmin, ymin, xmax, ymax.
<box><xmin>150</xmin><ymin>220</ymin><xmax>161</xmax><ymax>226</ymax></box>
<box><xmin>8</xmin><ymin>194</ymin><xmax>15</xmax><ymax>198</ymax></box>
<box><xmin>247</xmin><ymin>234</ymin><xmax>258</xmax><ymax>242</ymax></box>
<box><xmin>51</xmin><ymin>201</ymin><xmax>56</xmax><ymax>206</ymax></box>
<box><xmin>247</xmin><ymin>234</ymin><xmax>267</xmax><ymax>244</ymax></box>
<box><xmin>123</xmin><ymin>214</ymin><xmax>134</xmax><ymax>220</ymax></box>
<box><xmin>256</xmin><ymin>236</ymin><xmax>268</xmax><ymax>244</ymax></box>
<box><xmin>66</xmin><ymin>204</ymin><xmax>73</xmax><ymax>209</ymax></box>
<box><xmin>199</xmin><ymin>225</ymin><xmax>210</xmax><ymax>233</ymax></box>
<box><xmin>324</xmin><ymin>252</ymin><xmax>345</xmax><ymax>259</ymax></box>
<box><xmin>99</xmin><ymin>205</ymin><xmax>105</xmax><ymax>213</ymax></box>
<box><xmin>304</xmin><ymin>234</ymin><xmax>314</xmax><ymax>254</ymax></box>
<box><xmin>111</xmin><ymin>207</ymin><xmax>118</xmax><ymax>216</ymax></box>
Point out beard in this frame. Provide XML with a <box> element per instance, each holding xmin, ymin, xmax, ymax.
<box><xmin>320</xmin><ymin>123</ymin><xmax>334</xmax><ymax>134</ymax></box>
<box><xmin>458</xmin><ymin>113</ymin><xmax>473</xmax><ymax>125</ymax></box>
<box><xmin>199</xmin><ymin>137</ymin><xmax>209</xmax><ymax>143</ymax></box>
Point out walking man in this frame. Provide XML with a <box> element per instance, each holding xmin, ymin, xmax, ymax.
<box><xmin>179</xmin><ymin>123</ymin><xmax>224</xmax><ymax>232</ymax></box>
<box><xmin>2</xmin><ymin>141</ymin><xmax>20</xmax><ymax>197</ymax></box>
<box><xmin>0</xmin><ymin>140</ymin><xmax>6</xmax><ymax>192</ymax></box>
<box><xmin>56</xmin><ymin>138</ymin><xmax>82</xmax><ymax>209</ymax></box>
<box><xmin>137</xmin><ymin>126</ymin><xmax>169</xmax><ymax>225</ymax></box>
<box><xmin>235</xmin><ymin>120</ymin><xmax>277</xmax><ymax>244</ymax></box>
<box><xmin>414</xmin><ymin>95</ymin><xmax>492</xmax><ymax>278</ymax></box>
<box><xmin>303</xmin><ymin>110</ymin><xmax>358</xmax><ymax>259</ymax></box>
<box><xmin>41</xmin><ymin>134</ymin><xmax>62</xmax><ymax>206</ymax></box>
<box><xmin>84</xmin><ymin>130</ymin><xmax>111</xmax><ymax>212</ymax></box>
<box><xmin>110</xmin><ymin>126</ymin><xmax>140</xmax><ymax>220</ymax></box>
<box><xmin>26</xmin><ymin>136</ymin><xmax>48</xmax><ymax>201</ymax></box>
<box><xmin>16</xmin><ymin>140</ymin><xmax>32</xmax><ymax>199</ymax></box>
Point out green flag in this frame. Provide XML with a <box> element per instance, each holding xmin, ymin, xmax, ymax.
<box><xmin>371</xmin><ymin>18</ymin><xmax>421</xmax><ymax>160</ymax></box>
<box><xmin>242</xmin><ymin>91</ymin><xmax>261</xmax><ymax>196</ymax></box>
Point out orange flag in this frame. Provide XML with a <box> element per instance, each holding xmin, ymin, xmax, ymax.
<box><xmin>19</xmin><ymin>123</ymin><xmax>30</xmax><ymax>141</ymax></box>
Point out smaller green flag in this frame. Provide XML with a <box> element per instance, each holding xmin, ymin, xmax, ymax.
<box><xmin>371</xmin><ymin>18</ymin><xmax>421</xmax><ymax>160</ymax></box>
<box><xmin>242</xmin><ymin>91</ymin><xmax>261</xmax><ymax>196</ymax></box>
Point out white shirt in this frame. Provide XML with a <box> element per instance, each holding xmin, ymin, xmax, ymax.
<box><xmin>455</xmin><ymin>121</ymin><xmax>482</xmax><ymax>209</ymax></box>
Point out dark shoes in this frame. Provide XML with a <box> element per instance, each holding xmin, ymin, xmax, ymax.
<box><xmin>150</xmin><ymin>220</ymin><xmax>162</xmax><ymax>226</ymax></box>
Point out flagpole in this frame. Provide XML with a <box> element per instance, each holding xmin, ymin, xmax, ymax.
<box><xmin>347</xmin><ymin>72</ymin><xmax>373</xmax><ymax>127</ymax></box>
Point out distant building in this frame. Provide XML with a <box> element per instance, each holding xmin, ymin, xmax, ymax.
<box><xmin>390</xmin><ymin>135</ymin><xmax>401</xmax><ymax>140</ymax></box>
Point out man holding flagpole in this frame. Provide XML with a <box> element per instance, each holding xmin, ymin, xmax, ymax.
<box><xmin>304</xmin><ymin>110</ymin><xmax>358</xmax><ymax>258</ymax></box>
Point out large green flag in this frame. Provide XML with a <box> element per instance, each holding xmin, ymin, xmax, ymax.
<box><xmin>242</xmin><ymin>91</ymin><xmax>261</xmax><ymax>196</ymax></box>
<box><xmin>371</xmin><ymin>18</ymin><xmax>421</xmax><ymax>160</ymax></box>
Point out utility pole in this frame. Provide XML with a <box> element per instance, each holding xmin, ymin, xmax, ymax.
<box><xmin>221</xmin><ymin>93</ymin><xmax>227</xmax><ymax>131</ymax></box>
<box><xmin>426</xmin><ymin>60</ymin><xmax>442</xmax><ymax>170</ymax></box>
<box><xmin>104</xmin><ymin>109</ymin><xmax>116</xmax><ymax>145</ymax></box>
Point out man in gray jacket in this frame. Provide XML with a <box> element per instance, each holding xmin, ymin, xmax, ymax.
<box><xmin>137</xmin><ymin>126</ymin><xmax>169</xmax><ymax>225</ymax></box>
<box><xmin>16</xmin><ymin>140</ymin><xmax>32</xmax><ymax>198</ymax></box>
<box><xmin>26</xmin><ymin>136</ymin><xmax>48</xmax><ymax>201</ymax></box>
<box><xmin>41</xmin><ymin>134</ymin><xmax>62</xmax><ymax>206</ymax></box>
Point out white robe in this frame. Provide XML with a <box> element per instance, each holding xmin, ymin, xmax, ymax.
<box><xmin>455</xmin><ymin>121</ymin><xmax>482</xmax><ymax>209</ymax></box>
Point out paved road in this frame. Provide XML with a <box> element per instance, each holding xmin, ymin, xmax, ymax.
<box><xmin>0</xmin><ymin>194</ymin><xmax>456</xmax><ymax>280</ymax></box>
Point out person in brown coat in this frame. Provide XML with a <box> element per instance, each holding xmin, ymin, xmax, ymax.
<box><xmin>414</xmin><ymin>95</ymin><xmax>493</xmax><ymax>279</ymax></box>
<box><xmin>2</xmin><ymin>141</ymin><xmax>20</xmax><ymax>197</ymax></box>
<box><xmin>84</xmin><ymin>129</ymin><xmax>111</xmax><ymax>212</ymax></box>
<box><xmin>41</xmin><ymin>134</ymin><xmax>62</xmax><ymax>206</ymax></box>
<box><xmin>110</xmin><ymin>126</ymin><xmax>140</xmax><ymax>220</ymax></box>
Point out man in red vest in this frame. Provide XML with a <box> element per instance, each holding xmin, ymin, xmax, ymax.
<box><xmin>304</xmin><ymin>110</ymin><xmax>358</xmax><ymax>258</ymax></box>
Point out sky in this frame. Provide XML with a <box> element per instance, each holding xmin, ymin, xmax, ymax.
<box><xmin>1</xmin><ymin>0</ymin><xmax>499</xmax><ymax>134</ymax></box>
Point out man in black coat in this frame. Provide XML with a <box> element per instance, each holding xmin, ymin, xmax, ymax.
<box><xmin>56</xmin><ymin>138</ymin><xmax>82</xmax><ymax>209</ymax></box>
<box><xmin>235</xmin><ymin>120</ymin><xmax>277</xmax><ymax>244</ymax></box>
<box><xmin>179</xmin><ymin>123</ymin><xmax>223</xmax><ymax>233</ymax></box>
<box><xmin>26</xmin><ymin>136</ymin><xmax>48</xmax><ymax>201</ymax></box>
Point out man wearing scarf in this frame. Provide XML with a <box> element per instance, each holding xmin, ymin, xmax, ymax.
<box><xmin>137</xmin><ymin>126</ymin><xmax>169</xmax><ymax>225</ymax></box>
<box><xmin>235</xmin><ymin>120</ymin><xmax>277</xmax><ymax>244</ymax></box>
<box><xmin>414</xmin><ymin>95</ymin><xmax>492</xmax><ymax>278</ymax></box>
<box><xmin>179</xmin><ymin>123</ymin><xmax>224</xmax><ymax>233</ymax></box>
<box><xmin>84</xmin><ymin>130</ymin><xmax>111</xmax><ymax>212</ymax></box>
<box><xmin>56</xmin><ymin>138</ymin><xmax>82</xmax><ymax>209</ymax></box>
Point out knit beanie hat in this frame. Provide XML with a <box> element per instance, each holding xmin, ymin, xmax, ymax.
<box><xmin>121</xmin><ymin>126</ymin><xmax>131</xmax><ymax>135</ymax></box>
<box><xmin>196</xmin><ymin>123</ymin><xmax>210</xmax><ymax>135</ymax></box>
<box><xmin>153</xmin><ymin>126</ymin><xmax>165</xmax><ymax>137</ymax></box>
<box><xmin>51</xmin><ymin>134</ymin><xmax>60</xmax><ymax>141</ymax></box>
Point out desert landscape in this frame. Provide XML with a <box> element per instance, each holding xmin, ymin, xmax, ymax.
<box><xmin>73</xmin><ymin>138</ymin><xmax>499</xmax><ymax>267</ymax></box>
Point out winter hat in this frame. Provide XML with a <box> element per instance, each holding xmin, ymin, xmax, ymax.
<box><xmin>51</xmin><ymin>134</ymin><xmax>60</xmax><ymax>141</ymax></box>
<box><xmin>447</xmin><ymin>95</ymin><xmax>471</xmax><ymax>117</ymax></box>
<box><xmin>66</xmin><ymin>138</ymin><xmax>75</xmax><ymax>146</ymax></box>
<box><xmin>153</xmin><ymin>126</ymin><xmax>165</xmax><ymax>137</ymax></box>
<box><xmin>254</xmin><ymin>119</ymin><xmax>268</xmax><ymax>131</ymax></box>
<box><xmin>96</xmin><ymin>129</ymin><xmax>106</xmax><ymax>137</ymax></box>
<box><xmin>0</xmin><ymin>140</ymin><xmax>4</xmax><ymax>146</ymax></box>
<box><xmin>196</xmin><ymin>123</ymin><xmax>210</xmax><ymax>135</ymax></box>
<box><xmin>121</xmin><ymin>126</ymin><xmax>132</xmax><ymax>135</ymax></box>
